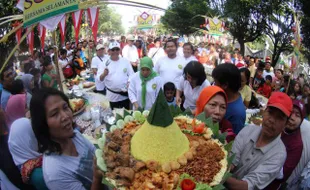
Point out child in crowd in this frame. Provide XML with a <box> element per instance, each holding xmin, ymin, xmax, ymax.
<box><xmin>164</xmin><ymin>82</ymin><xmax>177</xmax><ymax>107</ymax></box>
<box><xmin>10</xmin><ymin>79</ymin><xmax>32</xmax><ymax>110</ymax></box>
<box><xmin>41</xmin><ymin>56</ymin><xmax>58</xmax><ymax>89</ymax></box>
<box><xmin>252</xmin><ymin>67</ymin><xmax>265</xmax><ymax>91</ymax></box>
<box><xmin>257</xmin><ymin>75</ymin><xmax>272</xmax><ymax>98</ymax></box>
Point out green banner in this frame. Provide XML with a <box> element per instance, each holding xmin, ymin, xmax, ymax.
<box><xmin>23</xmin><ymin>0</ymin><xmax>79</xmax><ymax>27</ymax></box>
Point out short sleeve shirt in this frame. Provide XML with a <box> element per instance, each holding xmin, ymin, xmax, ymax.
<box><xmin>231</xmin><ymin>124</ymin><xmax>287</xmax><ymax>190</ymax></box>
<box><xmin>43</xmin><ymin>131</ymin><xmax>96</xmax><ymax>190</ymax></box>
<box><xmin>239</xmin><ymin>85</ymin><xmax>252</xmax><ymax>102</ymax></box>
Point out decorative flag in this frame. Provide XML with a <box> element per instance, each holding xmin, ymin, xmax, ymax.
<box><xmin>16</xmin><ymin>0</ymin><xmax>24</xmax><ymax>11</ymax></box>
<box><xmin>37</xmin><ymin>24</ymin><xmax>46</xmax><ymax>52</ymax></box>
<box><xmin>72</xmin><ymin>10</ymin><xmax>84</xmax><ymax>44</ymax></box>
<box><xmin>26</xmin><ymin>28</ymin><xmax>34</xmax><ymax>55</ymax></box>
<box><xmin>12</xmin><ymin>21</ymin><xmax>22</xmax><ymax>44</ymax></box>
<box><xmin>87</xmin><ymin>7</ymin><xmax>99</xmax><ymax>42</ymax></box>
<box><xmin>59</xmin><ymin>15</ymin><xmax>66</xmax><ymax>47</ymax></box>
<box><xmin>40</xmin><ymin>14</ymin><xmax>64</xmax><ymax>31</ymax></box>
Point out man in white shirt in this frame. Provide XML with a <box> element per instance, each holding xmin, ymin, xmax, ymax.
<box><xmin>92</xmin><ymin>44</ymin><xmax>108</xmax><ymax>94</ymax></box>
<box><xmin>147</xmin><ymin>38</ymin><xmax>166</xmax><ymax>66</ymax></box>
<box><xmin>154</xmin><ymin>39</ymin><xmax>187</xmax><ymax>87</ymax></box>
<box><xmin>97</xmin><ymin>42</ymin><xmax>134</xmax><ymax>110</ymax></box>
<box><xmin>122</xmin><ymin>36</ymin><xmax>139</xmax><ymax>72</ymax></box>
<box><xmin>263</xmin><ymin>61</ymin><xmax>275</xmax><ymax>79</ymax></box>
<box><xmin>64</xmin><ymin>41</ymin><xmax>73</xmax><ymax>61</ymax></box>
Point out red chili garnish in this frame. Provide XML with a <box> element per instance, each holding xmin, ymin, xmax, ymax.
<box><xmin>193</xmin><ymin>123</ymin><xmax>205</xmax><ymax>134</ymax></box>
<box><xmin>181</xmin><ymin>179</ymin><xmax>196</xmax><ymax>190</ymax></box>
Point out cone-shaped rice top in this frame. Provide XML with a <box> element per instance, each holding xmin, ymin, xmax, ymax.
<box><xmin>131</xmin><ymin>120</ymin><xmax>189</xmax><ymax>164</ymax></box>
<box><xmin>147</xmin><ymin>89</ymin><xmax>173</xmax><ymax>127</ymax></box>
<box><xmin>131</xmin><ymin>89</ymin><xmax>189</xmax><ymax>164</ymax></box>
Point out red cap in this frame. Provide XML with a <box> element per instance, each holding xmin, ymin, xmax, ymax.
<box><xmin>267</xmin><ymin>92</ymin><xmax>293</xmax><ymax>117</ymax></box>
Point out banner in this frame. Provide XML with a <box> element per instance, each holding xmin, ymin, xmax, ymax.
<box><xmin>205</xmin><ymin>17</ymin><xmax>225</xmax><ymax>36</ymax></box>
<box><xmin>137</xmin><ymin>12</ymin><xmax>153</xmax><ymax>29</ymax></box>
<box><xmin>23</xmin><ymin>0</ymin><xmax>79</xmax><ymax>27</ymax></box>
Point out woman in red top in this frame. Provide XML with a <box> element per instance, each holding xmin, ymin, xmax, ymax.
<box><xmin>195</xmin><ymin>86</ymin><xmax>236</xmax><ymax>142</ymax></box>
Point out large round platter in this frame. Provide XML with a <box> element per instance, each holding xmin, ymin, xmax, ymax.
<box><xmin>96</xmin><ymin>111</ymin><xmax>230</xmax><ymax>190</ymax></box>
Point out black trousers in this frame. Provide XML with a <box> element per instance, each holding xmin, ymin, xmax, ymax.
<box><xmin>110</xmin><ymin>99</ymin><xmax>130</xmax><ymax>110</ymax></box>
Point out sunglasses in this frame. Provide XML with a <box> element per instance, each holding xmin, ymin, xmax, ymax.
<box><xmin>111</xmin><ymin>48</ymin><xmax>120</xmax><ymax>52</ymax></box>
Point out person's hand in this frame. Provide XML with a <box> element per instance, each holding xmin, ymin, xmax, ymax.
<box><xmin>102</xmin><ymin>68</ymin><xmax>109</xmax><ymax>77</ymax></box>
<box><xmin>176</xmin><ymin>97</ymin><xmax>182</xmax><ymax>106</ymax></box>
<box><xmin>93</xmin><ymin>158</ymin><xmax>104</xmax><ymax>180</ymax></box>
<box><xmin>133</xmin><ymin>102</ymin><xmax>139</xmax><ymax>110</ymax></box>
<box><xmin>131</xmin><ymin>62</ymin><xmax>137</xmax><ymax>67</ymax></box>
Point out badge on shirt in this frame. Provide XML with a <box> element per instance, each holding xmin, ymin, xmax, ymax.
<box><xmin>178</xmin><ymin>64</ymin><xmax>183</xmax><ymax>69</ymax></box>
<box><xmin>152</xmin><ymin>84</ymin><xmax>157</xmax><ymax>90</ymax></box>
<box><xmin>123</xmin><ymin>68</ymin><xmax>127</xmax><ymax>73</ymax></box>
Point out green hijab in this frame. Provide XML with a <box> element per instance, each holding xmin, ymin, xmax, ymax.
<box><xmin>139</xmin><ymin>57</ymin><xmax>158</xmax><ymax>109</ymax></box>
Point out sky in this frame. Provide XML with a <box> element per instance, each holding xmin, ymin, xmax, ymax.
<box><xmin>108</xmin><ymin>0</ymin><xmax>171</xmax><ymax>32</ymax></box>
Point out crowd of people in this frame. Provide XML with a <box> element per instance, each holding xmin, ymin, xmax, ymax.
<box><xmin>0</xmin><ymin>34</ymin><xmax>310</xmax><ymax>190</ymax></box>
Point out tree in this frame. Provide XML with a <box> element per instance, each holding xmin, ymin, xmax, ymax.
<box><xmin>98</xmin><ymin>5</ymin><xmax>124</xmax><ymax>36</ymax></box>
<box><xmin>161</xmin><ymin>0</ymin><xmax>217</xmax><ymax>35</ymax></box>
<box><xmin>298</xmin><ymin>0</ymin><xmax>310</xmax><ymax>63</ymax></box>
<box><xmin>263</xmin><ymin>0</ymin><xmax>294</xmax><ymax>67</ymax></box>
<box><xmin>222</xmin><ymin>0</ymin><xmax>267</xmax><ymax>56</ymax></box>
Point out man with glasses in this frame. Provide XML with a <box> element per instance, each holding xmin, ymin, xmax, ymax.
<box><xmin>122</xmin><ymin>35</ymin><xmax>139</xmax><ymax>72</ymax></box>
<box><xmin>97</xmin><ymin>42</ymin><xmax>134</xmax><ymax>109</ymax></box>
<box><xmin>0</xmin><ymin>66</ymin><xmax>15</xmax><ymax>110</ymax></box>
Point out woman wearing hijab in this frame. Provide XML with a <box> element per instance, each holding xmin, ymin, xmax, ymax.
<box><xmin>0</xmin><ymin>111</ymin><xmax>33</xmax><ymax>190</ymax></box>
<box><xmin>196</xmin><ymin>86</ymin><xmax>235</xmax><ymax>142</ymax></box>
<box><xmin>128</xmin><ymin>57</ymin><xmax>162</xmax><ymax>110</ymax></box>
<box><xmin>8</xmin><ymin>118</ymin><xmax>48</xmax><ymax>190</ymax></box>
<box><xmin>5</xmin><ymin>94</ymin><xmax>28</xmax><ymax>128</ymax></box>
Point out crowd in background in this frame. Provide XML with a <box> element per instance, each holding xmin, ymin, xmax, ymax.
<box><xmin>0</xmin><ymin>34</ymin><xmax>310</xmax><ymax>189</ymax></box>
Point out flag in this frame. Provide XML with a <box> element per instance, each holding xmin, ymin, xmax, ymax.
<box><xmin>59</xmin><ymin>15</ymin><xmax>66</xmax><ymax>47</ymax></box>
<box><xmin>87</xmin><ymin>7</ymin><xmax>99</xmax><ymax>42</ymax></box>
<box><xmin>72</xmin><ymin>10</ymin><xmax>84</xmax><ymax>44</ymax></box>
<box><xmin>16</xmin><ymin>0</ymin><xmax>24</xmax><ymax>11</ymax></box>
<box><xmin>37</xmin><ymin>24</ymin><xmax>46</xmax><ymax>52</ymax></box>
<box><xmin>26</xmin><ymin>28</ymin><xmax>34</xmax><ymax>55</ymax></box>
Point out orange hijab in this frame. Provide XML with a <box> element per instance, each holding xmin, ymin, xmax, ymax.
<box><xmin>195</xmin><ymin>86</ymin><xmax>228</xmax><ymax>116</ymax></box>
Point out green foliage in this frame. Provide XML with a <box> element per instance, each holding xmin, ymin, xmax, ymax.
<box><xmin>98</xmin><ymin>5</ymin><xmax>124</xmax><ymax>35</ymax></box>
<box><xmin>161</xmin><ymin>0</ymin><xmax>217</xmax><ymax>35</ymax></box>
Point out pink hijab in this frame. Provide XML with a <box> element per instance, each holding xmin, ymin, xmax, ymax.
<box><xmin>5</xmin><ymin>94</ymin><xmax>27</xmax><ymax>127</ymax></box>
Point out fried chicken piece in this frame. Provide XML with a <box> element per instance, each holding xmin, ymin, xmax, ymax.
<box><xmin>116</xmin><ymin>179</ymin><xmax>131</xmax><ymax>187</ymax></box>
<box><xmin>118</xmin><ymin>167</ymin><xmax>135</xmax><ymax>182</ymax></box>
<box><xmin>134</xmin><ymin>161</ymin><xmax>146</xmax><ymax>172</ymax></box>
<box><xmin>116</xmin><ymin>153</ymin><xmax>130</xmax><ymax>167</ymax></box>
<box><xmin>107</xmin><ymin>141</ymin><xmax>120</xmax><ymax>151</ymax></box>
<box><xmin>111</xmin><ymin>129</ymin><xmax>123</xmax><ymax>145</ymax></box>
<box><xmin>120</xmin><ymin>144</ymin><xmax>130</xmax><ymax>155</ymax></box>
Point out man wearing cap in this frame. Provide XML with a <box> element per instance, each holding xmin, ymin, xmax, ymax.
<box><xmin>225</xmin><ymin>92</ymin><xmax>292</xmax><ymax>190</ymax></box>
<box><xmin>266</xmin><ymin>100</ymin><xmax>310</xmax><ymax>189</ymax></box>
<box><xmin>97</xmin><ymin>41</ymin><xmax>134</xmax><ymax>109</ymax></box>
<box><xmin>92</xmin><ymin>44</ymin><xmax>108</xmax><ymax>94</ymax></box>
<box><xmin>122</xmin><ymin>36</ymin><xmax>139</xmax><ymax>72</ymax></box>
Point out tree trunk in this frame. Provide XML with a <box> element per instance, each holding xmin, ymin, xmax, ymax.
<box><xmin>238</xmin><ymin>38</ymin><xmax>245</xmax><ymax>56</ymax></box>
